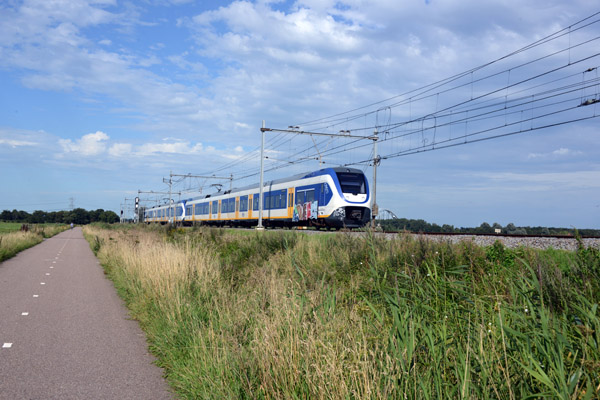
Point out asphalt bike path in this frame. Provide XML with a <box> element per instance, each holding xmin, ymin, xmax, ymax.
<box><xmin>0</xmin><ymin>227</ymin><xmax>173</xmax><ymax>399</ymax></box>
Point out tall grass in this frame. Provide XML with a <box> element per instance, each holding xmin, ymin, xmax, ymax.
<box><xmin>0</xmin><ymin>224</ymin><xmax>68</xmax><ymax>262</ymax></box>
<box><xmin>84</xmin><ymin>226</ymin><xmax>600</xmax><ymax>399</ymax></box>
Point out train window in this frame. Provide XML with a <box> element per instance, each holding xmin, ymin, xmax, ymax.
<box><xmin>296</xmin><ymin>192</ymin><xmax>304</xmax><ymax>204</ymax></box>
<box><xmin>306</xmin><ymin>190</ymin><xmax>315</xmax><ymax>203</ymax></box>
<box><xmin>253</xmin><ymin>194</ymin><xmax>259</xmax><ymax>211</ymax></box>
<box><xmin>336</xmin><ymin>172</ymin><xmax>366</xmax><ymax>195</ymax></box>
<box><xmin>280</xmin><ymin>190</ymin><xmax>286</xmax><ymax>208</ymax></box>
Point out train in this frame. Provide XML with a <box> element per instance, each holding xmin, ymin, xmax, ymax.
<box><xmin>143</xmin><ymin>167</ymin><xmax>371</xmax><ymax>229</ymax></box>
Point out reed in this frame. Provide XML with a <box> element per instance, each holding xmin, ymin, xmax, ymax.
<box><xmin>0</xmin><ymin>230</ymin><xmax>43</xmax><ymax>261</ymax></box>
<box><xmin>84</xmin><ymin>225</ymin><xmax>600</xmax><ymax>399</ymax></box>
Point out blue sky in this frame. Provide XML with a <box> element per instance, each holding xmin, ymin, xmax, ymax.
<box><xmin>1</xmin><ymin>0</ymin><xmax>599</xmax><ymax>228</ymax></box>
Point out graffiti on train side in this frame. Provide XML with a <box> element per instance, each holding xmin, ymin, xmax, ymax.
<box><xmin>293</xmin><ymin>201</ymin><xmax>318</xmax><ymax>221</ymax></box>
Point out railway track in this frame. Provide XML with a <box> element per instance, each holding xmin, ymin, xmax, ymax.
<box><xmin>300</xmin><ymin>229</ymin><xmax>600</xmax><ymax>251</ymax></box>
<box><xmin>176</xmin><ymin>225</ymin><xmax>600</xmax><ymax>251</ymax></box>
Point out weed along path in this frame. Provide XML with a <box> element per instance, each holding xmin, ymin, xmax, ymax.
<box><xmin>0</xmin><ymin>227</ymin><xmax>173</xmax><ymax>399</ymax></box>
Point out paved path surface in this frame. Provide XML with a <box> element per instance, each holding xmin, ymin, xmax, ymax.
<box><xmin>0</xmin><ymin>227</ymin><xmax>173</xmax><ymax>399</ymax></box>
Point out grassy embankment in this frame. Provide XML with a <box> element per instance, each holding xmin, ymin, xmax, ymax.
<box><xmin>84</xmin><ymin>224</ymin><xmax>600</xmax><ymax>399</ymax></box>
<box><xmin>0</xmin><ymin>222</ymin><xmax>69</xmax><ymax>262</ymax></box>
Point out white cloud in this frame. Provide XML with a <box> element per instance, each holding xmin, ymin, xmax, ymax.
<box><xmin>527</xmin><ymin>148</ymin><xmax>583</xmax><ymax>159</ymax></box>
<box><xmin>108</xmin><ymin>143</ymin><xmax>132</xmax><ymax>157</ymax></box>
<box><xmin>57</xmin><ymin>131</ymin><xmax>211</xmax><ymax>158</ymax></box>
<box><xmin>137</xmin><ymin>141</ymin><xmax>204</xmax><ymax>155</ymax></box>
<box><xmin>0</xmin><ymin>139</ymin><xmax>37</xmax><ymax>148</ymax></box>
<box><xmin>59</xmin><ymin>131</ymin><xmax>109</xmax><ymax>156</ymax></box>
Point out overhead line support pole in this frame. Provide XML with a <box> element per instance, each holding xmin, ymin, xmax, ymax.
<box><xmin>371</xmin><ymin>130</ymin><xmax>380</xmax><ymax>228</ymax></box>
<box><xmin>257</xmin><ymin>120</ymin><xmax>266</xmax><ymax>230</ymax></box>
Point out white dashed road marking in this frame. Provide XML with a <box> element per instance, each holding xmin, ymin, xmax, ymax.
<box><xmin>45</xmin><ymin>273</ymin><xmax>50</xmax><ymax>276</ymax></box>
<box><xmin>40</xmin><ymin>282</ymin><xmax>46</xmax><ymax>285</ymax></box>
<box><xmin>33</xmin><ymin>295</ymin><xmax>39</xmax><ymax>298</ymax></box>
<box><xmin>2</xmin><ymin>343</ymin><xmax>13</xmax><ymax>349</ymax></box>
<box><xmin>21</xmin><ymin>312</ymin><xmax>29</xmax><ymax>316</ymax></box>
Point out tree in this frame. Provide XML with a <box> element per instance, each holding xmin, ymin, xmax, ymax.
<box><xmin>89</xmin><ymin>209</ymin><xmax>104</xmax><ymax>223</ymax></box>
<box><xmin>70</xmin><ymin>208</ymin><xmax>90</xmax><ymax>225</ymax></box>
<box><xmin>504</xmin><ymin>223</ymin><xmax>517</xmax><ymax>234</ymax></box>
<box><xmin>30</xmin><ymin>210</ymin><xmax>47</xmax><ymax>223</ymax></box>
<box><xmin>99</xmin><ymin>210</ymin><xmax>119</xmax><ymax>223</ymax></box>
<box><xmin>441</xmin><ymin>224</ymin><xmax>455</xmax><ymax>233</ymax></box>
<box><xmin>0</xmin><ymin>210</ymin><xmax>12</xmax><ymax>221</ymax></box>
<box><xmin>477</xmin><ymin>222</ymin><xmax>493</xmax><ymax>234</ymax></box>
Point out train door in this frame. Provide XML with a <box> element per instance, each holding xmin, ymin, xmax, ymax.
<box><xmin>287</xmin><ymin>188</ymin><xmax>294</xmax><ymax>219</ymax></box>
<box><xmin>235</xmin><ymin>197</ymin><xmax>240</xmax><ymax>220</ymax></box>
<box><xmin>209</xmin><ymin>202</ymin><xmax>212</xmax><ymax>221</ymax></box>
<box><xmin>218</xmin><ymin>200</ymin><xmax>222</xmax><ymax>220</ymax></box>
<box><xmin>319</xmin><ymin>183</ymin><xmax>325</xmax><ymax>218</ymax></box>
<box><xmin>248</xmin><ymin>194</ymin><xmax>253</xmax><ymax>219</ymax></box>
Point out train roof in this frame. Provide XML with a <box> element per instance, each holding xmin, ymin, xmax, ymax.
<box><xmin>147</xmin><ymin>167</ymin><xmax>364</xmax><ymax>209</ymax></box>
<box><xmin>221</xmin><ymin>166</ymin><xmax>363</xmax><ymax>196</ymax></box>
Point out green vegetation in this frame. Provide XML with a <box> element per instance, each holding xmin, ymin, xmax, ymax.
<box><xmin>0</xmin><ymin>223</ymin><xmax>69</xmax><ymax>262</ymax></box>
<box><xmin>0</xmin><ymin>208</ymin><xmax>119</xmax><ymax>224</ymax></box>
<box><xmin>0</xmin><ymin>221</ymin><xmax>26</xmax><ymax>234</ymax></box>
<box><xmin>85</xmin><ymin>225</ymin><xmax>600</xmax><ymax>399</ymax></box>
<box><xmin>379</xmin><ymin>218</ymin><xmax>600</xmax><ymax>236</ymax></box>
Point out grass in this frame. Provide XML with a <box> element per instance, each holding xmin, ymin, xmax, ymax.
<box><xmin>0</xmin><ymin>221</ymin><xmax>28</xmax><ymax>233</ymax></box>
<box><xmin>84</xmin><ymin>225</ymin><xmax>600</xmax><ymax>399</ymax></box>
<box><xmin>0</xmin><ymin>223</ymin><xmax>70</xmax><ymax>262</ymax></box>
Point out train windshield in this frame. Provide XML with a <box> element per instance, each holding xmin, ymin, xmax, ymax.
<box><xmin>336</xmin><ymin>172</ymin><xmax>366</xmax><ymax>195</ymax></box>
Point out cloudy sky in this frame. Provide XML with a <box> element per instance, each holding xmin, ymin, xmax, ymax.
<box><xmin>1</xmin><ymin>0</ymin><xmax>599</xmax><ymax>228</ymax></box>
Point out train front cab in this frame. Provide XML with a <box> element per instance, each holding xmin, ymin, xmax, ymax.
<box><xmin>323</xmin><ymin>168</ymin><xmax>371</xmax><ymax>229</ymax></box>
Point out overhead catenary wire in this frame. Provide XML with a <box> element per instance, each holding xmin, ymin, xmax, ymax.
<box><xmin>296</xmin><ymin>12</ymin><xmax>600</xmax><ymax>130</ymax></box>
<box><xmin>148</xmin><ymin>11</ymin><xmax>600</xmax><ymax>197</ymax></box>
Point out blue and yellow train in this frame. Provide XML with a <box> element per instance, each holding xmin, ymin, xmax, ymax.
<box><xmin>143</xmin><ymin>167</ymin><xmax>371</xmax><ymax>229</ymax></box>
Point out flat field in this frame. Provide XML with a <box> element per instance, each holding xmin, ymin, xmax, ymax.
<box><xmin>0</xmin><ymin>221</ymin><xmax>26</xmax><ymax>234</ymax></box>
<box><xmin>85</xmin><ymin>224</ymin><xmax>600</xmax><ymax>400</ymax></box>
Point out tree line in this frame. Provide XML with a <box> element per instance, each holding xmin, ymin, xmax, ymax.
<box><xmin>1</xmin><ymin>208</ymin><xmax>120</xmax><ymax>225</ymax></box>
<box><xmin>378</xmin><ymin>218</ymin><xmax>600</xmax><ymax>237</ymax></box>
